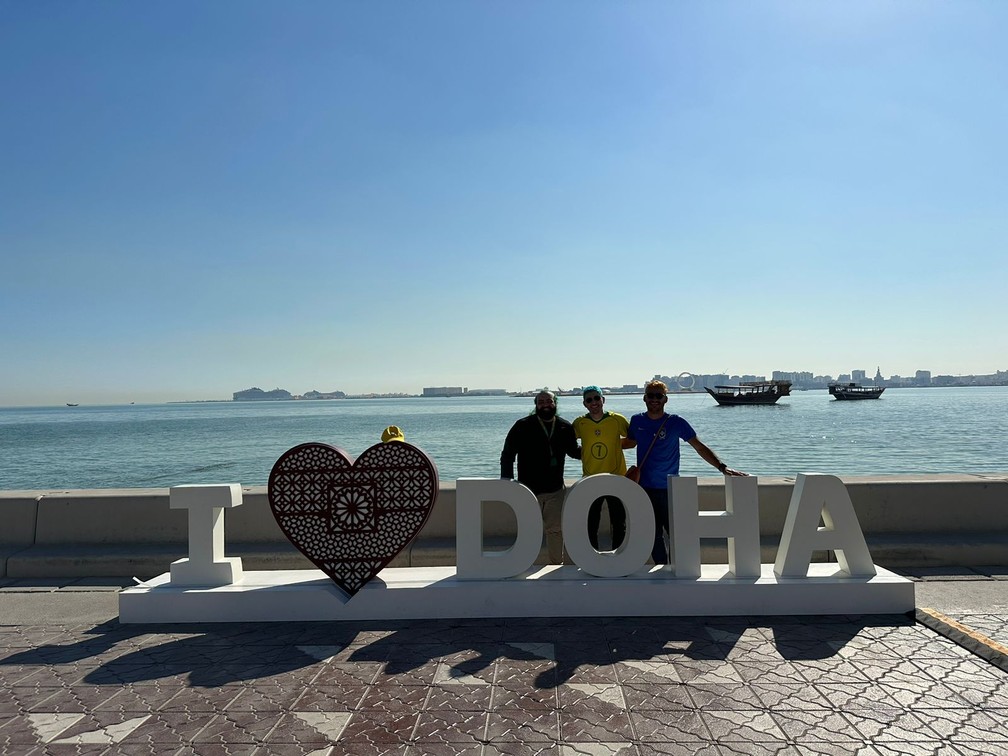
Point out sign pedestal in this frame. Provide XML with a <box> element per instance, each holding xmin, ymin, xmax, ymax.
<box><xmin>119</xmin><ymin>474</ymin><xmax>915</xmax><ymax>624</ymax></box>
<box><xmin>119</xmin><ymin>564</ymin><xmax>914</xmax><ymax>624</ymax></box>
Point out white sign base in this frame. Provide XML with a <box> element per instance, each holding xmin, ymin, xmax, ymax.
<box><xmin>118</xmin><ymin>564</ymin><xmax>914</xmax><ymax>624</ymax></box>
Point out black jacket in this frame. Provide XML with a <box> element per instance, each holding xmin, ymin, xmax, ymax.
<box><xmin>500</xmin><ymin>414</ymin><xmax>580</xmax><ymax>494</ymax></box>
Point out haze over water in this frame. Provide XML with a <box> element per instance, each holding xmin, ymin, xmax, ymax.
<box><xmin>1</xmin><ymin>387</ymin><xmax>1005</xmax><ymax>491</ymax></box>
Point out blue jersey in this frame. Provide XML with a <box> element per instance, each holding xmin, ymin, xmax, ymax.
<box><xmin>627</xmin><ymin>413</ymin><xmax>697</xmax><ymax>489</ymax></box>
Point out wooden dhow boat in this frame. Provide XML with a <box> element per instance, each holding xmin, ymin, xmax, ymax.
<box><xmin>829</xmin><ymin>382</ymin><xmax>885</xmax><ymax>400</ymax></box>
<box><xmin>705</xmin><ymin>380</ymin><xmax>792</xmax><ymax>406</ymax></box>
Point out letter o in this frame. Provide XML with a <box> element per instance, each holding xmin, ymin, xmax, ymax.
<box><xmin>562</xmin><ymin>474</ymin><xmax>655</xmax><ymax>577</ymax></box>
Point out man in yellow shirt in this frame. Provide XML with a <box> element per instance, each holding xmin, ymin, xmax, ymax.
<box><xmin>572</xmin><ymin>386</ymin><xmax>635</xmax><ymax>551</ymax></box>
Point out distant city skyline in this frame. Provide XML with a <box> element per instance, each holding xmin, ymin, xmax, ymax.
<box><xmin>2</xmin><ymin>3</ymin><xmax>1006</xmax><ymax>407</ymax></box>
<box><xmin>2</xmin><ymin>363</ymin><xmax>1007</xmax><ymax>407</ymax></box>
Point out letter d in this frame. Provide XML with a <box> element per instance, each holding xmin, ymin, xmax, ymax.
<box><xmin>455</xmin><ymin>478</ymin><xmax>542</xmax><ymax>579</ymax></box>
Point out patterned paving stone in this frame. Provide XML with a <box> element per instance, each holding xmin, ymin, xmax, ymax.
<box><xmin>485</xmin><ymin>709</ymin><xmax>560</xmax><ymax>742</ymax></box>
<box><xmin>621</xmin><ymin>682</ymin><xmax>694</xmax><ymax>711</ymax></box>
<box><xmin>265</xmin><ymin>710</ymin><xmax>351</xmax><ymax>745</ymax></box>
<box><xmin>552</xmin><ymin>641</ymin><xmax>613</xmax><ymax>662</ymax></box>
<box><xmin>0</xmin><ymin>686</ymin><xmax>65</xmax><ymax>714</ymax></box>
<box><xmin>637</xmin><ymin>744</ymin><xmax>723</xmax><ymax>756</ymax></box>
<box><xmin>24</xmin><ymin>684</ymin><xmax>122</xmax><ymax>714</ymax></box>
<box><xmin>730</xmin><ymin>658</ymin><xmax>806</xmax><ymax>686</ymax></box>
<box><xmin>224</xmin><ymin>683</ymin><xmax>306</xmax><ymax>712</ymax></box>
<box><xmin>308</xmin><ymin>662</ymin><xmax>383</xmax><ymax>687</ymax></box>
<box><xmin>915</xmin><ymin>706</ymin><xmax>1008</xmax><ymax>741</ymax></box>
<box><xmin>713</xmin><ymin>744</ymin><xmax>806</xmax><ymax>756</ymax></box>
<box><xmin>558</xmin><ymin>744</ymin><xmax>638</xmax><ymax>756</ymax></box>
<box><xmin>911</xmin><ymin>655</ymin><xmax>1008</xmax><ymax>692</ymax></box>
<box><xmin>841</xmin><ymin>707</ymin><xmax>944</xmax><ymax>742</ymax></box>
<box><xmin>405</xmin><ymin>743</ymin><xmax>483</xmax><ymax>756</ymax></box>
<box><xmin>867</xmin><ymin>745</ymin><xmax>963</xmax><ymax>756</ymax></box>
<box><xmin>338</xmin><ymin>710</ymin><xmax>419</xmax><ymax>744</ymax></box>
<box><xmin>554</xmin><ymin>661</ymin><xmax>619</xmax><ymax>684</ymax></box>
<box><xmin>9</xmin><ymin>610</ymin><xmax>1008</xmax><ymax>753</ymax></box>
<box><xmin>482</xmin><ymin>744</ymin><xmax>560</xmax><ymax>756</ymax></box>
<box><xmin>951</xmin><ymin>743</ymin><xmax>1008</xmax><ymax>756</ymax></box>
<box><xmin>412</xmin><ymin>709</ymin><xmax>488</xmax><ymax>743</ymax></box>
<box><xmin>290</xmin><ymin>685</ymin><xmax>368</xmax><ymax>712</ymax></box>
<box><xmin>377</xmin><ymin>660</ymin><xmax>441</xmax><ymax>686</ymax></box>
<box><xmin>770</xmin><ymin>708</ymin><xmax>865</xmax><ymax>742</ymax></box>
<box><xmin>613</xmin><ymin>660</ymin><xmax>684</xmax><ymax>685</ymax></box>
<box><xmin>160</xmin><ymin>685</ymin><xmax>244</xmax><ymax>712</ymax></box>
<box><xmin>750</xmin><ymin>681</ymin><xmax>831</xmax><ymax>710</ymax></box>
<box><xmin>629</xmin><ymin>709</ymin><xmax>710</xmax><ymax>742</ymax></box>
<box><xmin>495</xmin><ymin>661</ymin><xmax>558</xmax><ymax>688</ymax></box>
<box><xmin>557</xmin><ymin>683</ymin><xmax>625</xmax><ymax>711</ymax></box>
<box><xmin>687</xmin><ymin>680</ymin><xmax>762</xmax><ymax>710</ymax></box>
<box><xmin>192</xmin><ymin>710</ymin><xmax>283</xmax><ymax>745</ymax></box>
<box><xmin>790</xmin><ymin>658</ymin><xmax>874</xmax><ymax>685</ymax></box>
<box><xmin>700</xmin><ymin>708</ymin><xmax>789</xmax><ymax>743</ymax></box>
<box><xmin>174</xmin><ymin>744</ymin><xmax>260</xmax><ymax>755</ymax></box>
<box><xmin>123</xmin><ymin>710</ymin><xmax>217</xmax><ymax>746</ymax></box>
<box><xmin>92</xmin><ymin>683</ymin><xmax>182</xmax><ymax>713</ymax></box>
<box><xmin>434</xmin><ymin>658</ymin><xmax>496</xmax><ymax>685</ymax></box>
<box><xmin>493</xmin><ymin>683</ymin><xmax>559</xmax><ymax>711</ymax></box>
<box><xmin>504</xmin><ymin>641</ymin><xmax>556</xmax><ymax>661</ymax></box>
<box><xmin>424</xmin><ymin>683</ymin><xmax>493</xmax><ymax>711</ymax></box>
<box><xmin>560</xmin><ymin>707</ymin><xmax>634</xmax><ymax>742</ymax></box>
<box><xmin>358</xmin><ymin>682</ymin><xmax>430</xmax><ymax>712</ymax></box>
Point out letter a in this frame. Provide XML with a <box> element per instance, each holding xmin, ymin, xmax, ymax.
<box><xmin>774</xmin><ymin>473</ymin><xmax>876</xmax><ymax>578</ymax></box>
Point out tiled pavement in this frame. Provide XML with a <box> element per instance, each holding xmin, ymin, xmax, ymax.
<box><xmin>3</xmin><ymin>609</ymin><xmax>1008</xmax><ymax>755</ymax></box>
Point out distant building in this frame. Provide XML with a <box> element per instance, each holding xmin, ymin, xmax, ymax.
<box><xmin>773</xmin><ymin>371</ymin><xmax>821</xmax><ymax>390</ymax></box>
<box><xmin>233</xmin><ymin>387</ymin><xmax>292</xmax><ymax>401</ymax></box>
<box><xmin>915</xmin><ymin>370</ymin><xmax>932</xmax><ymax>386</ymax></box>
<box><xmin>422</xmin><ymin>386</ymin><xmax>466</xmax><ymax>397</ymax></box>
<box><xmin>465</xmin><ymin>388</ymin><xmax>508</xmax><ymax>396</ymax></box>
<box><xmin>301</xmin><ymin>390</ymin><xmax>346</xmax><ymax>400</ymax></box>
<box><xmin>852</xmin><ymin>369</ymin><xmax>867</xmax><ymax>383</ymax></box>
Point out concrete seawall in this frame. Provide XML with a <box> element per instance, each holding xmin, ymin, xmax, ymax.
<box><xmin>2</xmin><ymin>474</ymin><xmax>1007</xmax><ymax>578</ymax></box>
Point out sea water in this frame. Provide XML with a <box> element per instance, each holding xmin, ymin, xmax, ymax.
<box><xmin>1</xmin><ymin>387</ymin><xmax>1006</xmax><ymax>490</ymax></box>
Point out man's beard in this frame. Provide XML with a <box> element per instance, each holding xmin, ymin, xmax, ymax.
<box><xmin>536</xmin><ymin>407</ymin><xmax>556</xmax><ymax>421</ymax></box>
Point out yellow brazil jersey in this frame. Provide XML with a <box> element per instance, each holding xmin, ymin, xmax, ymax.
<box><xmin>572</xmin><ymin>411</ymin><xmax>629</xmax><ymax>476</ymax></box>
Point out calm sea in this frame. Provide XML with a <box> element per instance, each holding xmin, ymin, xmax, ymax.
<box><xmin>1</xmin><ymin>387</ymin><xmax>1006</xmax><ymax>491</ymax></box>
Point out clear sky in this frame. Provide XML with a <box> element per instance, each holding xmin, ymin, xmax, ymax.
<box><xmin>2</xmin><ymin>1</ymin><xmax>1005</xmax><ymax>405</ymax></box>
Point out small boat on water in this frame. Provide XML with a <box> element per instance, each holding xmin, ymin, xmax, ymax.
<box><xmin>829</xmin><ymin>382</ymin><xmax>885</xmax><ymax>400</ymax></box>
<box><xmin>66</xmin><ymin>403</ymin><xmax>79</xmax><ymax>407</ymax></box>
<box><xmin>705</xmin><ymin>380</ymin><xmax>792</xmax><ymax>406</ymax></box>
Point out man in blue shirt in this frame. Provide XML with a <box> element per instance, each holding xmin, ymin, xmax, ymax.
<box><xmin>628</xmin><ymin>380</ymin><xmax>746</xmax><ymax>564</ymax></box>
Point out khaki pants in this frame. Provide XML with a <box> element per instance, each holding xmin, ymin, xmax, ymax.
<box><xmin>537</xmin><ymin>487</ymin><xmax>567</xmax><ymax>564</ymax></box>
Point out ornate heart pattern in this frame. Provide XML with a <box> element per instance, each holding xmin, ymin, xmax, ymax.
<box><xmin>267</xmin><ymin>441</ymin><xmax>439</xmax><ymax>597</ymax></box>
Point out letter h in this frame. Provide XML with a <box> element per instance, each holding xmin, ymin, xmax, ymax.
<box><xmin>670</xmin><ymin>476</ymin><xmax>761</xmax><ymax>578</ymax></box>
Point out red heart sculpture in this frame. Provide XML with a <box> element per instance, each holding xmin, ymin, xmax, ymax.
<box><xmin>267</xmin><ymin>441</ymin><xmax>439</xmax><ymax>597</ymax></box>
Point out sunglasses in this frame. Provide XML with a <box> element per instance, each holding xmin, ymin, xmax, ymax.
<box><xmin>584</xmin><ymin>395</ymin><xmax>602</xmax><ymax>403</ymax></box>
<box><xmin>645</xmin><ymin>393</ymin><xmax>666</xmax><ymax>400</ymax></box>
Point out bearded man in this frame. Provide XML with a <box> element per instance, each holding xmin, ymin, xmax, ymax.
<box><xmin>500</xmin><ymin>390</ymin><xmax>581</xmax><ymax>564</ymax></box>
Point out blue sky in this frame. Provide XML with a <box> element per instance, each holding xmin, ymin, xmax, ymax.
<box><xmin>2</xmin><ymin>1</ymin><xmax>1005</xmax><ymax>405</ymax></box>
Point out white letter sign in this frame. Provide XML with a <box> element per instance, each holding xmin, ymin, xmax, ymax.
<box><xmin>562</xmin><ymin>474</ymin><xmax>655</xmax><ymax>577</ymax></box>
<box><xmin>456</xmin><ymin>478</ymin><xmax>542</xmax><ymax>579</ymax></box>
<box><xmin>774</xmin><ymin>473</ymin><xmax>876</xmax><ymax>578</ymax></box>
<box><xmin>671</xmin><ymin>475</ymin><xmax>761</xmax><ymax>579</ymax></box>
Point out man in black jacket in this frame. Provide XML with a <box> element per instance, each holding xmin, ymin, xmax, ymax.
<box><xmin>500</xmin><ymin>390</ymin><xmax>581</xmax><ymax>564</ymax></box>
